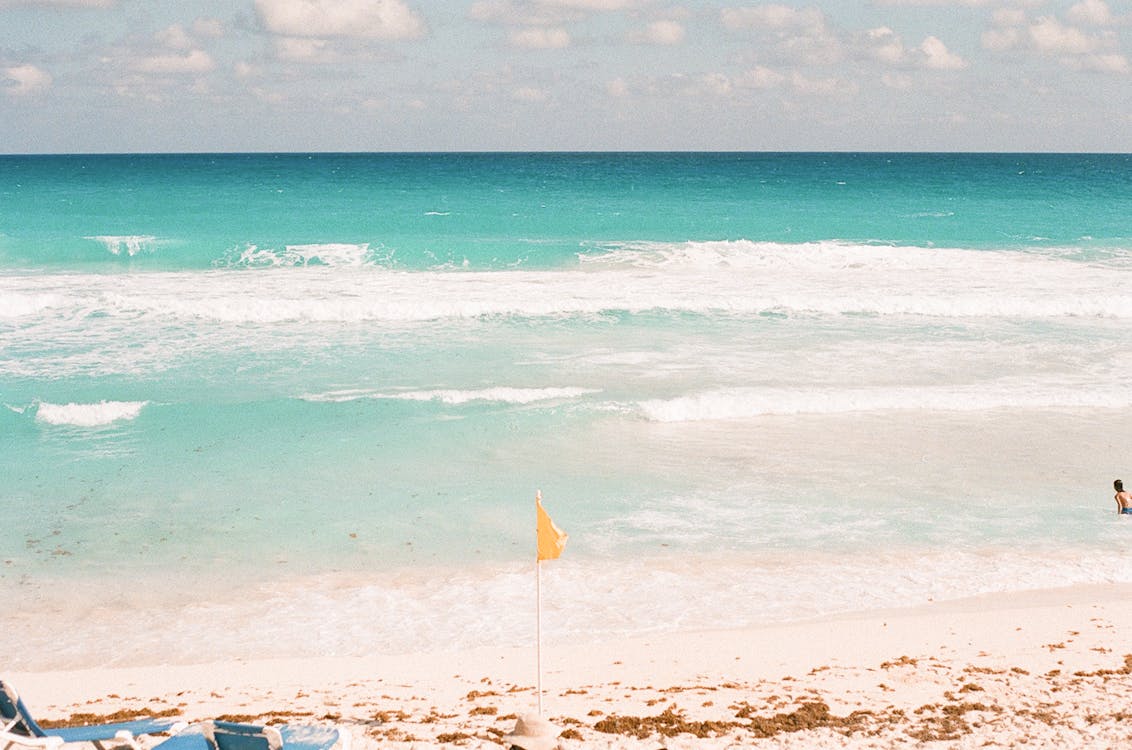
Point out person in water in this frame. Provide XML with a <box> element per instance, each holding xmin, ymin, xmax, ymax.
<box><xmin>1116</xmin><ymin>480</ymin><xmax>1132</xmax><ymax>515</ymax></box>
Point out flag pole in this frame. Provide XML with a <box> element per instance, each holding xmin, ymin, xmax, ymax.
<box><xmin>536</xmin><ymin>490</ymin><xmax>543</xmax><ymax>716</ymax></box>
<box><xmin>537</xmin><ymin>556</ymin><xmax>543</xmax><ymax>716</ymax></box>
<box><xmin>534</xmin><ymin>488</ymin><xmax>566</xmax><ymax>718</ymax></box>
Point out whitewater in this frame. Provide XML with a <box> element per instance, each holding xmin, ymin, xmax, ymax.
<box><xmin>2</xmin><ymin>152</ymin><xmax>1132</xmax><ymax>670</ymax></box>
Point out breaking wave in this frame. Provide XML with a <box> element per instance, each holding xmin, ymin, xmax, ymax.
<box><xmin>4</xmin><ymin>240</ymin><xmax>1132</xmax><ymax>325</ymax></box>
<box><xmin>85</xmin><ymin>236</ymin><xmax>158</xmax><ymax>257</ymax></box>
<box><xmin>220</xmin><ymin>243</ymin><xmax>385</xmax><ymax>268</ymax></box>
<box><xmin>34</xmin><ymin>400</ymin><xmax>149</xmax><ymax>427</ymax></box>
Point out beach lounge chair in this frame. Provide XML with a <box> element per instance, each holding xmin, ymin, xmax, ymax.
<box><xmin>1</xmin><ymin>680</ymin><xmax>181</xmax><ymax>750</ymax></box>
<box><xmin>151</xmin><ymin>721</ymin><xmax>345</xmax><ymax>750</ymax></box>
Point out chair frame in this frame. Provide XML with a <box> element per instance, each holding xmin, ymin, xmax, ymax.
<box><xmin>1</xmin><ymin>681</ymin><xmax>180</xmax><ymax>750</ymax></box>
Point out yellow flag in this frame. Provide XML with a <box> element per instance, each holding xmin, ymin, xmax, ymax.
<box><xmin>536</xmin><ymin>491</ymin><xmax>568</xmax><ymax>561</ymax></box>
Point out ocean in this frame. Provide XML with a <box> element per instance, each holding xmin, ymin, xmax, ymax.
<box><xmin>3</xmin><ymin>152</ymin><xmax>1132</xmax><ymax>669</ymax></box>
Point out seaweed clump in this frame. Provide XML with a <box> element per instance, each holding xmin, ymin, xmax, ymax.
<box><xmin>593</xmin><ymin>705</ymin><xmax>739</xmax><ymax>739</ymax></box>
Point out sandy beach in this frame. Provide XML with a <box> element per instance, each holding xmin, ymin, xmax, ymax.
<box><xmin>10</xmin><ymin>583</ymin><xmax>1132</xmax><ymax>748</ymax></box>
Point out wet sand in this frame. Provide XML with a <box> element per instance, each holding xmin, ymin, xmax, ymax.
<box><xmin>10</xmin><ymin>583</ymin><xmax>1132</xmax><ymax>748</ymax></box>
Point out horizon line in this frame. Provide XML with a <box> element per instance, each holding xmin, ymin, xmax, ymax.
<box><xmin>3</xmin><ymin>149</ymin><xmax>1131</xmax><ymax>157</ymax></box>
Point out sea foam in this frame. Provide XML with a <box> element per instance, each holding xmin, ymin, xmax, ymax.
<box><xmin>35</xmin><ymin>400</ymin><xmax>148</xmax><ymax>426</ymax></box>
<box><xmin>86</xmin><ymin>235</ymin><xmax>158</xmax><ymax>257</ymax></box>
<box><xmin>6</xmin><ymin>241</ymin><xmax>1132</xmax><ymax>328</ymax></box>
<box><xmin>0</xmin><ymin>292</ymin><xmax>64</xmax><ymax>318</ymax></box>
<box><xmin>223</xmin><ymin>243</ymin><xmax>378</xmax><ymax>268</ymax></box>
<box><xmin>638</xmin><ymin>385</ymin><xmax>1132</xmax><ymax>422</ymax></box>
<box><xmin>5</xmin><ymin>545</ymin><xmax>1130</xmax><ymax>670</ymax></box>
<box><xmin>303</xmin><ymin>386</ymin><xmax>598</xmax><ymax>405</ymax></box>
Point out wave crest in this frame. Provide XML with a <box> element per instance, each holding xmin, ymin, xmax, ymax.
<box><xmin>35</xmin><ymin>400</ymin><xmax>149</xmax><ymax>426</ymax></box>
<box><xmin>7</xmin><ymin>240</ymin><xmax>1132</xmax><ymax>325</ymax></box>
<box><xmin>220</xmin><ymin>243</ymin><xmax>383</xmax><ymax>268</ymax></box>
<box><xmin>85</xmin><ymin>236</ymin><xmax>158</xmax><ymax>257</ymax></box>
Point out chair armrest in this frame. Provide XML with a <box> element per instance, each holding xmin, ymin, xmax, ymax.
<box><xmin>1</xmin><ymin>730</ymin><xmax>64</xmax><ymax>750</ymax></box>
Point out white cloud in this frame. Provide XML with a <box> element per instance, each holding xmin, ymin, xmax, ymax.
<box><xmin>3</xmin><ymin>64</ymin><xmax>52</xmax><ymax>95</ymax></box>
<box><xmin>789</xmin><ymin>71</ymin><xmax>856</xmax><ymax>96</ymax></box>
<box><xmin>541</xmin><ymin>0</ymin><xmax>642</xmax><ymax>8</ymax></box>
<box><xmin>274</xmin><ymin>37</ymin><xmax>336</xmax><ymax>62</ymax></box>
<box><xmin>991</xmin><ymin>8</ymin><xmax>1027</xmax><ymax>27</ymax></box>
<box><xmin>881</xmin><ymin>71</ymin><xmax>913</xmax><ymax>89</ymax></box>
<box><xmin>234</xmin><ymin>61</ymin><xmax>260</xmax><ymax>78</ymax></box>
<box><xmin>860</xmin><ymin>27</ymin><xmax>965</xmax><ymax>70</ymax></box>
<box><xmin>658</xmin><ymin>72</ymin><xmax>736</xmax><ymax>97</ymax></box>
<box><xmin>0</xmin><ymin>0</ymin><xmax>112</xmax><ymax>6</ymax></box>
<box><xmin>469</xmin><ymin>0</ymin><xmax>565</xmax><ymax>26</ymax></box>
<box><xmin>919</xmin><ymin>35</ymin><xmax>967</xmax><ymax>69</ymax></box>
<box><xmin>469</xmin><ymin>0</ymin><xmax>640</xmax><ymax>28</ymax></box>
<box><xmin>112</xmin><ymin>78</ymin><xmax>164</xmax><ymax>102</ymax></box>
<box><xmin>721</xmin><ymin>5</ymin><xmax>825</xmax><ymax>33</ymax></box>
<box><xmin>1066</xmin><ymin>0</ymin><xmax>1114</xmax><ymax>27</ymax></box>
<box><xmin>193</xmin><ymin>18</ymin><xmax>226</xmax><ymax>38</ymax></box>
<box><xmin>721</xmin><ymin>5</ymin><xmax>840</xmax><ymax>66</ymax></box>
<box><xmin>1029</xmin><ymin>16</ymin><xmax>1102</xmax><ymax>55</ymax></box>
<box><xmin>606</xmin><ymin>77</ymin><xmax>629</xmax><ymax>97</ymax></box>
<box><xmin>981</xmin><ymin>26</ymin><xmax>1021</xmax><ymax>51</ymax></box>
<box><xmin>1068</xmin><ymin>53</ymin><xmax>1130</xmax><ymax>73</ymax></box>
<box><xmin>700</xmin><ymin>72</ymin><xmax>732</xmax><ymax>95</ymax></box>
<box><xmin>251</xmin><ymin>86</ymin><xmax>286</xmax><ymax>104</ymax></box>
<box><xmin>982</xmin><ymin>9</ymin><xmax>1126</xmax><ymax>75</ymax></box>
<box><xmin>468</xmin><ymin>0</ymin><xmax>510</xmax><ymax>22</ymax></box>
<box><xmin>871</xmin><ymin>0</ymin><xmax>993</xmax><ymax>5</ymax></box>
<box><xmin>736</xmin><ymin>65</ymin><xmax>784</xmax><ymax>88</ymax></box>
<box><xmin>156</xmin><ymin>24</ymin><xmax>194</xmax><ymax>51</ymax></box>
<box><xmin>509</xmin><ymin>26</ymin><xmax>571</xmax><ymax>48</ymax></box>
<box><xmin>658</xmin><ymin>6</ymin><xmax>690</xmax><ymax>21</ymax></box>
<box><xmin>865</xmin><ymin>26</ymin><xmax>907</xmax><ymax>64</ymax></box>
<box><xmin>133</xmin><ymin>49</ymin><xmax>215</xmax><ymax>74</ymax></box>
<box><xmin>255</xmin><ymin>0</ymin><xmax>425</xmax><ymax>40</ymax></box>
<box><xmin>629</xmin><ymin>19</ymin><xmax>686</xmax><ymax>45</ymax></box>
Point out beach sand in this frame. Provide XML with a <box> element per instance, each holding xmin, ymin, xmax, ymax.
<box><xmin>10</xmin><ymin>583</ymin><xmax>1132</xmax><ymax>748</ymax></box>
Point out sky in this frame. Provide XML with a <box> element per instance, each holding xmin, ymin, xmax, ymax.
<box><xmin>0</xmin><ymin>0</ymin><xmax>1129</xmax><ymax>152</ymax></box>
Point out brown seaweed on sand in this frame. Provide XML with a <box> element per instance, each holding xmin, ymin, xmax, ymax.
<box><xmin>594</xmin><ymin>705</ymin><xmax>739</xmax><ymax>739</ymax></box>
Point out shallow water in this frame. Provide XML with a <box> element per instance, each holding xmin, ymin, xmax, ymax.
<box><xmin>3</xmin><ymin>152</ymin><xmax>1132</xmax><ymax>668</ymax></box>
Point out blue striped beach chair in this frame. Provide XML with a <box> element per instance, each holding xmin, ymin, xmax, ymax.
<box><xmin>151</xmin><ymin>721</ymin><xmax>345</xmax><ymax>750</ymax></box>
<box><xmin>1</xmin><ymin>680</ymin><xmax>181</xmax><ymax>750</ymax></box>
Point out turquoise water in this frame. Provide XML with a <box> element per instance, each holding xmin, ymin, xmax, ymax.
<box><xmin>3</xmin><ymin>153</ymin><xmax>1132</xmax><ymax>668</ymax></box>
<box><xmin>4</xmin><ymin>153</ymin><xmax>1131</xmax><ymax>271</ymax></box>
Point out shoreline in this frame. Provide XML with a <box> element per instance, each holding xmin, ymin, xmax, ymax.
<box><xmin>11</xmin><ymin>582</ymin><xmax>1132</xmax><ymax>747</ymax></box>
